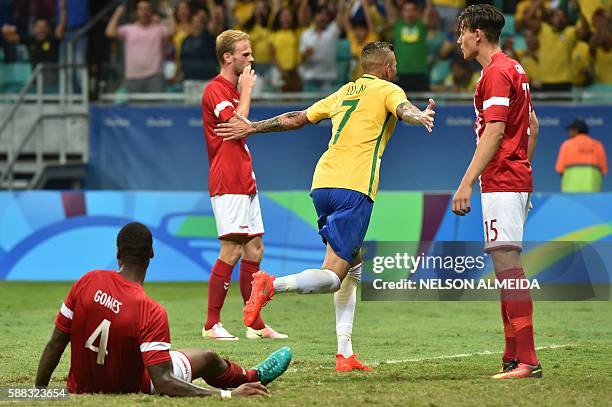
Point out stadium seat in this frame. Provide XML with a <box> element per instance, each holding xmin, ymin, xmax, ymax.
<box><xmin>336</xmin><ymin>39</ymin><xmax>352</xmax><ymax>85</ymax></box>
<box><xmin>430</xmin><ymin>60</ymin><xmax>451</xmax><ymax>85</ymax></box>
<box><xmin>582</xmin><ymin>83</ymin><xmax>612</xmax><ymax>102</ymax></box>
<box><xmin>513</xmin><ymin>34</ymin><xmax>526</xmax><ymax>52</ymax></box>
<box><xmin>502</xmin><ymin>14</ymin><xmax>515</xmax><ymax>37</ymax></box>
<box><xmin>16</xmin><ymin>44</ymin><xmax>29</xmax><ymax>63</ymax></box>
<box><xmin>1</xmin><ymin>63</ymin><xmax>31</xmax><ymax>93</ymax></box>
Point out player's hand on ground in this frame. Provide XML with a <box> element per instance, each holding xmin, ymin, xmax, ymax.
<box><xmin>215</xmin><ymin>112</ymin><xmax>254</xmax><ymax>140</ymax></box>
<box><xmin>231</xmin><ymin>382</ymin><xmax>270</xmax><ymax>397</ymax></box>
<box><xmin>419</xmin><ymin>98</ymin><xmax>436</xmax><ymax>133</ymax></box>
<box><xmin>238</xmin><ymin>66</ymin><xmax>257</xmax><ymax>91</ymax></box>
<box><xmin>452</xmin><ymin>183</ymin><xmax>472</xmax><ymax>216</ymax></box>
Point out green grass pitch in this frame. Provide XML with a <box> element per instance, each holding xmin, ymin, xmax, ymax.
<box><xmin>1</xmin><ymin>281</ymin><xmax>612</xmax><ymax>406</ymax></box>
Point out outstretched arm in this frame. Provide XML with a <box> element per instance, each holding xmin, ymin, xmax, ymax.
<box><xmin>35</xmin><ymin>328</ymin><xmax>70</xmax><ymax>387</ymax></box>
<box><xmin>215</xmin><ymin>111</ymin><xmax>310</xmax><ymax>140</ymax></box>
<box><xmin>148</xmin><ymin>362</ymin><xmax>270</xmax><ymax>397</ymax></box>
<box><xmin>396</xmin><ymin>98</ymin><xmax>436</xmax><ymax>132</ymax></box>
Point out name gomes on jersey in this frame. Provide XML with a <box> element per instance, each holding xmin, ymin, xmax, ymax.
<box><xmin>93</xmin><ymin>290</ymin><xmax>122</xmax><ymax>314</ymax></box>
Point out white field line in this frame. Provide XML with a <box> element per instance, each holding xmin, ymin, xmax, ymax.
<box><xmin>379</xmin><ymin>343</ymin><xmax>576</xmax><ymax>366</ymax></box>
<box><xmin>286</xmin><ymin>343</ymin><xmax>576</xmax><ymax>372</ymax></box>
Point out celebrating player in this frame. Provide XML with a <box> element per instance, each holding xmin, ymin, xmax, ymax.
<box><xmin>451</xmin><ymin>5</ymin><xmax>541</xmax><ymax>379</ymax></box>
<box><xmin>215</xmin><ymin>41</ymin><xmax>435</xmax><ymax>371</ymax></box>
<box><xmin>201</xmin><ymin>29</ymin><xmax>287</xmax><ymax>340</ymax></box>
<box><xmin>35</xmin><ymin>222</ymin><xmax>292</xmax><ymax>397</ymax></box>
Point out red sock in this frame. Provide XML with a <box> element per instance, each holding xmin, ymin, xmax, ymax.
<box><xmin>500</xmin><ymin>301</ymin><xmax>517</xmax><ymax>362</ymax></box>
<box><xmin>205</xmin><ymin>359</ymin><xmax>258</xmax><ymax>389</ymax></box>
<box><xmin>205</xmin><ymin>259</ymin><xmax>234</xmax><ymax>330</ymax></box>
<box><xmin>498</xmin><ymin>268</ymin><xmax>538</xmax><ymax>366</ymax></box>
<box><xmin>239</xmin><ymin>259</ymin><xmax>266</xmax><ymax>330</ymax></box>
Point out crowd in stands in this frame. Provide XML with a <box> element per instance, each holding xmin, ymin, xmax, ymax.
<box><xmin>0</xmin><ymin>0</ymin><xmax>611</xmax><ymax>96</ymax></box>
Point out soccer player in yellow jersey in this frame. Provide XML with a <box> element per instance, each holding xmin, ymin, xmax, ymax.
<box><xmin>215</xmin><ymin>41</ymin><xmax>435</xmax><ymax>371</ymax></box>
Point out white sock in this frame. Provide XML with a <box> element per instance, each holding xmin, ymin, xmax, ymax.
<box><xmin>335</xmin><ymin>263</ymin><xmax>361</xmax><ymax>358</ymax></box>
<box><xmin>273</xmin><ymin>269</ymin><xmax>340</xmax><ymax>294</ymax></box>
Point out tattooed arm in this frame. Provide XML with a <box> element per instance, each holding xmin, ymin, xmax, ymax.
<box><xmin>396</xmin><ymin>98</ymin><xmax>436</xmax><ymax>132</ymax></box>
<box><xmin>214</xmin><ymin>111</ymin><xmax>310</xmax><ymax>140</ymax></box>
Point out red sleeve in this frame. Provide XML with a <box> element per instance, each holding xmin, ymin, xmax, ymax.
<box><xmin>55</xmin><ymin>281</ymin><xmax>79</xmax><ymax>334</ymax></box>
<box><xmin>54</xmin><ymin>271</ymin><xmax>98</xmax><ymax>334</ymax></box>
<box><xmin>139</xmin><ymin>302</ymin><xmax>172</xmax><ymax>367</ymax></box>
<box><xmin>206</xmin><ymin>84</ymin><xmax>235</xmax><ymax>124</ymax></box>
<box><xmin>482</xmin><ymin>68</ymin><xmax>512</xmax><ymax>124</ymax></box>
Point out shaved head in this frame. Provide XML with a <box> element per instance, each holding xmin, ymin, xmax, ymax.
<box><xmin>360</xmin><ymin>41</ymin><xmax>395</xmax><ymax>71</ymax></box>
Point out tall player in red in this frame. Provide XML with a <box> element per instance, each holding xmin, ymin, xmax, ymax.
<box><xmin>452</xmin><ymin>5</ymin><xmax>542</xmax><ymax>379</ymax></box>
<box><xmin>201</xmin><ymin>30</ymin><xmax>287</xmax><ymax>340</ymax></box>
<box><xmin>35</xmin><ymin>223</ymin><xmax>292</xmax><ymax>397</ymax></box>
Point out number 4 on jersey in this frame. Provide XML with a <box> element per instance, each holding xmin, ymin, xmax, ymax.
<box><xmin>85</xmin><ymin>319</ymin><xmax>111</xmax><ymax>365</ymax></box>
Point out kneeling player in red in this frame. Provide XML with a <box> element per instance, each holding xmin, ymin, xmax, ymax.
<box><xmin>452</xmin><ymin>5</ymin><xmax>542</xmax><ymax>379</ymax></box>
<box><xmin>35</xmin><ymin>222</ymin><xmax>292</xmax><ymax>397</ymax></box>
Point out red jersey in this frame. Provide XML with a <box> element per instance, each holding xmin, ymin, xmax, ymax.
<box><xmin>202</xmin><ymin>75</ymin><xmax>257</xmax><ymax>196</ymax></box>
<box><xmin>474</xmin><ymin>51</ymin><xmax>533</xmax><ymax>192</ymax></box>
<box><xmin>55</xmin><ymin>270</ymin><xmax>171</xmax><ymax>394</ymax></box>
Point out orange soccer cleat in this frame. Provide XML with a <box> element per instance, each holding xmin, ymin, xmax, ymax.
<box><xmin>491</xmin><ymin>362</ymin><xmax>542</xmax><ymax>379</ymax></box>
<box><xmin>335</xmin><ymin>354</ymin><xmax>373</xmax><ymax>372</ymax></box>
<box><xmin>243</xmin><ymin>271</ymin><xmax>275</xmax><ymax>327</ymax></box>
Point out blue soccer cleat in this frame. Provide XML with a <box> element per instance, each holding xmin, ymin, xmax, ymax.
<box><xmin>253</xmin><ymin>346</ymin><xmax>292</xmax><ymax>385</ymax></box>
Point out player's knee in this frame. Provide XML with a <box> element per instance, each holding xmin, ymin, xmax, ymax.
<box><xmin>200</xmin><ymin>350</ymin><xmax>226</xmax><ymax>374</ymax></box>
<box><xmin>243</xmin><ymin>241</ymin><xmax>263</xmax><ymax>262</ymax></box>
<box><xmin>219</xmin><ymin>243</ymin><xmax>243</xmax><ymax>265</ymax></box>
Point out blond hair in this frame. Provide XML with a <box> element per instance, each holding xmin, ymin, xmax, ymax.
<box><xmin>215</xmin><ymin>30</ymin><xmax>250</xmax><ymax>64</ymax></box>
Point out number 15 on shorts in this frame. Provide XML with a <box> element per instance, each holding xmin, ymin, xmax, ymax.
<box><xmin>484</xmin><ymin>219</ymin><xmax>498</xmax><ymax>242</ymax></box>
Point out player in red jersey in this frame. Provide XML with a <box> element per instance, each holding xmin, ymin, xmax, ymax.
<box><xmin>452</xmin><ymin>5</ymin><xmax>542</xmax><ymax>379</ymax></box>
<box><xmin>201</xmin><ymin>29</ymin><xmax>287</xmax><ymax>340</ymax></box>
<box><xmin>34</xmin><ymin>223</ymin><xmax>292</xmax><ymax>397</ymax></box>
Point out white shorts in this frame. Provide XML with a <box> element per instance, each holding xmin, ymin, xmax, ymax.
<box><xmin>481</xmin><ymin>192</ymin><xmax>530</xmax><ymax>252</ymax></box>
<box><xmin>150</xmin><ymin>351</ymin><xmax>193</xmax><ymax>394</ymax></box>
<box><xmin>211</xmin><ymin>193</ymin><xmax>264</xmax><ymax>238</ymax></box>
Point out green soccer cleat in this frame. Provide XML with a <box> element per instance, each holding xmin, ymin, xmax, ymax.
<box><xmin>253</xmin><ymin>346</ymin><xmax>293</xmax><ymax>385</ymax></box>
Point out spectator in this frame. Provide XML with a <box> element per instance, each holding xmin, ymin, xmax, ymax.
<box><xmin>299</xmin><ymin>6</ymin><xmax>340</xmax><ymax>90</ymax></box>
<box><xmin>426</xmin><ymin>6</ymin><xmax>452</xmax><ymax>67</ymax></box>
<box><xmin>231</xmin><ymin>0</ymin><xmax>256</xmax><ymax>29</ymax></box>
<box><xmin>525</xmin><ymin>5</ymin><xmax>587</xmax><ymax>92</ymax></box>
<box><xmin>555</xmin><ymin>119</ymin><xmax>608</xmax><ymax>192</ymax></box>
<box><xmin>386</xmin><ymin>0</ymin><xmax>430</xmax><ymax>92</ymax></box>
<box><xmin>172</xmin><ymin>0</ymin><xmax>192</xmax><ymax>68</ymax></box>
<box><xmin>105</xmin><ymin>1</ymin><xmax>175</xmax><ymax>93</ymax></box>
<box><xmin>432</xmin><ymin>0</ymin><xmax>464</xmax><ymax>33</ymax></box>
<box><xmin>244</xmin><ymin>0</ymin><xmax>272</xmax><ymax>77</ymax></box>
<box><xmin>180</xmin><ymin>9</ymin><xmax>218</xmax><ymax>81</ymax></box>
<box><xmin>432</xmin><ymin>58</ymin><xmax>478</xmax><ymax>92</ymax></box>
<box><xmin>346</xmin><ymin>0</ymin><xmax>386</xmax><ymax>37</ymax></box>
<box><xmin>270</xmin><ymin>6</ymin><xmax>302</xmax><ymax>91</ymax></box>
<box><xmin>516</xmin><ymin>28</ymin><xmax>541</xmax><ymax>89</ymax></box>
<box><xmin>58</xmin><ymin>0</ymin><xmax>89</xmax><ymax>68</ymax></box>
<box><xmin>589</xmin><ymin>8</ymin><xmax>612</xmax><ymax>84</ymax></box>
<box><xmin>0</xmin><ymin>0</ymin><xmax>16</xmax><ymax>62</ymax></box>
<box><xmin>30</xmin><ymin>0</ymin><xmax>55</xmax><ymax>22</ymax></box>
<box><xmin>1</xmin><ymin>0</ymin><xmax>65</xmax><ymax>87</ymax></box>
<box><xmin>340</xmin><ymin>0</ymin><xmax>378</xmax><ymax>80</ymax></box>
<box><xmin>514</xmin><ymin>0</ymin><xmax>551</xmax><ymax>32</ymax></box>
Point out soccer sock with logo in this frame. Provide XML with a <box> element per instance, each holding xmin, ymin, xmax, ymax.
<box><xmin>500</xmin><ymin>301</ymin><xmax>517</xmax><ymax>363</ymax></box>
<box><xmin>204</xmin><ymin>359</ymin><xmax>258</xmax><ymax>389</ymax></box>
<box><xmin>498</xmin><ymin>267</ymin><xmax>538</xmax><ymax>366</ymax></box>
<box><xmin>273</xmin><ymin>269</ymin><xmax>341</xmax><ymax>294</ymax></box>
<box><xmin>334</xmin><ymin>263</ymin><xmax>361</xmax><ymax>358</ymax></box>
<box><xmin>239</xmin><ymin>259</ymin><xmax>266</xmax><ymax>330</ymax></box>
<box><xmin>205</xmin><ymin>259</ymin><xmax>234</xmax><ymax>330</ymax></box>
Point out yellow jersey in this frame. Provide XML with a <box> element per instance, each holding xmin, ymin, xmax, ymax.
<box><xmin>306</xmin><ymin>74</ymin><xmax>408</xmax><ymax>200</ymax></box>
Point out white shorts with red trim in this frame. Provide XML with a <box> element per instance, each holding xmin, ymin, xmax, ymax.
<box><xmin>150</xmin><ymin>351</ymin><xmax>193</xmax><ymax>393</ymax></box>
<box><xmin>211</xmin><ymin>193</ymin><xmax>264</xmax><ymax>238</ymax></box>
<box><xmin>481</xmin><ymin>192</ymin><xmax>530</xmax><ymax>252</ymax></box>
